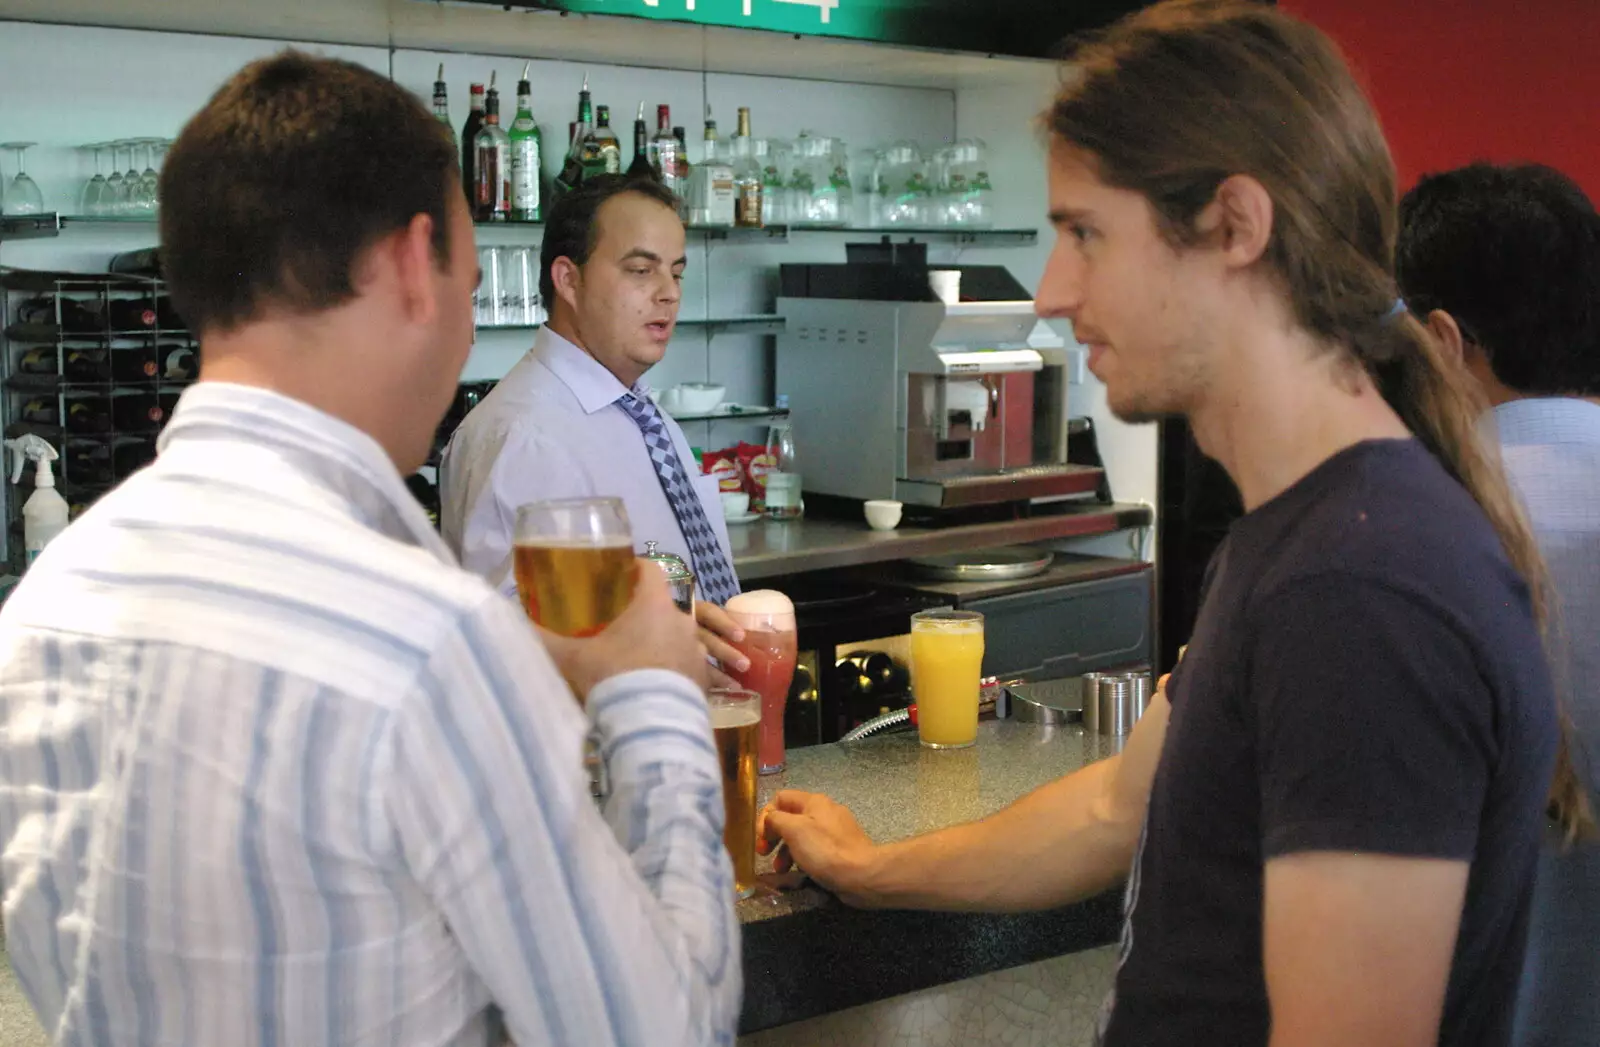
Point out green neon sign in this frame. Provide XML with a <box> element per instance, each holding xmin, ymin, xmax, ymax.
<box><xmin>529</xmin><ymin>0</ymin><xmax>894</xmax><ymax>44</ymax></box>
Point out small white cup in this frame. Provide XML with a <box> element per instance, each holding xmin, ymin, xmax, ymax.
<box><xmin>929</xmin><ymin>270</ymin><xmax>961</xmax><ymax>305</ymax></box>
<box><xmin>864</xmin><ymin>499</ymin><xmax>903</xmax><ymax>531</ymax></box>
<box><xmin>721</xmin><ymin>491</ymin><xmax>751</xmax><ymax>517</ymax></box>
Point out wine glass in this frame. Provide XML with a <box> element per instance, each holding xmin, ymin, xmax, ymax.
<box><xmin>0</xmin><ymin>143</ymin><xmax>45</xmax><ymax>216</ymax></box>
<box><xmin>129</xmin><ymin>140</ymin><xmax>158</xmax><ymax>215</ymax></box>
<box><xmin>121</xmin><ymin>141</ymin><xmax>142</xmax><ymax>214</ymax></box>
<box><xmin>104</xmin><ymin>141</ymin><xmax>127</xmax><ymax>216</ymax></box>
<box><xmin>141</xmin><ymin>139</ymin><xmax>168</xmax><ymax>211</ymax></box>
<box><xmin>79</xmin><ymin>143</ymin><xmax>109</xmax><ymax>216</ymax></box>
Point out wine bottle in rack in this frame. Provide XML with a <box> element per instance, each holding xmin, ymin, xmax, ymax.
<box><xmin>63</xmin><ymin>350</ymin><xmax>112</xmax><ymax>382</ymax></box>
<box><xmin>64</xmin><ymin>444</ymin><xmax>115</xmax><ymax>486</ymax></box>
<box><xmin>19</xmin><ymin>398</ymin><xmax>61</xmax><ymax>426</ymax></box>
<box><xmin>111</xmin><ymin>393</ymin><xmax>168</xmax><ymax>431</ymax></box>
<box><xmin>104</xmin><ymin>299</ymin><xmax>159</xmax><ymax>331</ymax></box>
<box><xmin>18</xmin><ymin>296</ymin><xmax>102</xmax><ymax>333</ymax></box>
<box><xmin>110</xmin><ymin>344</ymin><xmax>195</xmax><ymax>383</ymax></box>
<box><xmin>65</xmin><ymin>398</ymin><xmax>113</xmax><ymax>434</ymax></box>
<box><xmin>113</xmin><ymin>439</ymin><xmax>159</xmax><ymax>476</ymax></box>
<box><xmin>17</xmin><ymin>347</ymin><xmax>60</xmax><ymax>374</ymax></box>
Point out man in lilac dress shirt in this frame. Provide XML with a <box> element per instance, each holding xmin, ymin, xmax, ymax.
<box><xmin>1398</xmin><ymin>161</ymin><xmax>1600</xmax><ymax>1047</ymax></box>
<box><xmin>440</xmin><ymin>175</ymin><xmax>748</xmax><ymax>673</ymax></box>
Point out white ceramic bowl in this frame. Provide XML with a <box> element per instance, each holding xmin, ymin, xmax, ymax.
<box><xmin>720</xmin><ymin>491</ymin><xmax>751</xmax><ymax>517</ymax></box>
<box><xmin>864</xmin><ymin>499</ymin><xmax>903</xmax><ymax>531</ymax></box>
<box><xmin>674</xmin><ymin>382</ymin><xmax>726</xmax><ymax>414</ymax></box>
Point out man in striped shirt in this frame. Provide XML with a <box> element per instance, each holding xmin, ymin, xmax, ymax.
<box><xmin>0</xmin><ymin>51</ymin><xmax>741</xmax><ymax>1047</ymax></box>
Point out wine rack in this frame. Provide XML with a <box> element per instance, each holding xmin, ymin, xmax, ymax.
<box><xmin>0</xmin><ymin>268</ymin><xmax>198</xmax><ymax>569</ymax></box>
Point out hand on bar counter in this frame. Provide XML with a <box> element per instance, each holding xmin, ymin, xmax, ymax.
<box><xmin>538</xmin><ymin>559</ymin><xmax>711</xmax><ymax>697</ymax></box>
<box><xmin>758</xmin><ymin>675</ymin><xmax>1173</xmax><ymax>912</ymax></box>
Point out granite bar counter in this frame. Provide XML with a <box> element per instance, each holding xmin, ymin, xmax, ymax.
<box><xmin>736</xmin><ymin>720</ymin><xmax>1126</xmax><ymax>1035</ymax></box>
<box><xmin>728</xmin><ymin>501</ymin><xmax>1154</xmax><ymax>582</ymax></box>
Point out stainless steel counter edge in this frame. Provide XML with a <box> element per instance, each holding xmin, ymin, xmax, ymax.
<box><xmin>730</xmin><ymin>501</ymin><xmax>1153</xmax><ymax>581</ymax></box>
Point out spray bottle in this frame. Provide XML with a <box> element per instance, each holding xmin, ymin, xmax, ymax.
<box><xmin>6</xmin><ymin>434</ymin><xmax>70</xmax><ymax>565</ymax></box>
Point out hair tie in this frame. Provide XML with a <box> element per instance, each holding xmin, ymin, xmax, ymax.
<box><xmin>1386</xmin><ymin>298</ymin><xmax>1408</xmax><ymax>320</ymax></box>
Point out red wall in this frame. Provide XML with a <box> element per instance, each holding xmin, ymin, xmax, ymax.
<box><xmin>1280</xmin><ymin>0</ymin><xmax>1600</xmax><ymax>197</ymax></box>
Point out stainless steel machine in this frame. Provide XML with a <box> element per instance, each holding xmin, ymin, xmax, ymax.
<box><xmin>776</xmin><ymin>262</ymin><xmax>1103</xmax><ymax>509</ymax></box>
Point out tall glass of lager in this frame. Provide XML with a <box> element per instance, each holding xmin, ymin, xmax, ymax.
<box><xmin>514</xmin><ymin>497</ymin><xmax>636</xmax><ymax>638</ymax></box>
<box><xmin>709</xmin><ymin>687</ymin><xmax>762</xmax><ymax>899</ymax></box>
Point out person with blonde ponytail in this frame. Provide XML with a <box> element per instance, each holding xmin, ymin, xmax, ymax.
<box><xmin>759</xmin><ymin>3</ymin><xmax>1568</xmax><ymax>1045</ymax></box>
<box><xmin>1398</xmin><ymin>161</ymin><xmax>1600</xmax><ymax>1047</ymax></box>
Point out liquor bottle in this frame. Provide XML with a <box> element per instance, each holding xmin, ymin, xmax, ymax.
<box><xmin>473</xmin><ymin>73</ymin><xmax>511</xmax><ymax>222</ymax></box>
<box><xmin>687</xmin><ymin>113</ymin><xmax>736</xmax><ymax>227</ymax></box>
<box><xmin>508</xmin><ymin>62</ymin><xmax>543</xmax><ymax>223</ymax></box>
<box><xmin>626</xmin><ymin>102</ymin><xmax>653</xmax><ymax>180</ymax></box>
<box><xmin>432</xmin><ymin>63</ymin><xmax>454</xmax><ymax>145</ymax></box>
<box><xmin>732</xmin><ymin>106</ymin><xmax>764</xmax><ymax>228</ymax></box>
<box><xmin>593</xmin><ymin>105</ymin><xmax>622</xmax><ymax>175</ymax></box>
<box><xmin>647</xmin><ymin>106</ymin><xmax>679</xmax><ymax>192</ymax></box>
<box><xmin>555</xmin><ymin>75</ymin><xmax>601</xmax><ymax>197</ymax></box>
<box><xmin>461</xmin><ymin>82</ymin><xmax>485</xmax><ymax>208</ymax></box>
<box><xmin>673</xmin><ymin>127</ymin><xmax>690</xmax><ymax>180</ymax></box>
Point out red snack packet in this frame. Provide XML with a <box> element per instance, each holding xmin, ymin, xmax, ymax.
<box><xmin>737</xmin><ymin>441</ymin><xmax>778</xmax><ymax>512</ymax></box>
<box><xmin>701</xmin><ymin>446</ymin><xmax>744</xmax><ymax>495</ymax></box>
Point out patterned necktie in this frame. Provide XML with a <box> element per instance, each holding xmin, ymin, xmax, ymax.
<box><xmin>617</xmin><ymin>389</ymin><xmax>741</xmax><ymax>605</ymax></box>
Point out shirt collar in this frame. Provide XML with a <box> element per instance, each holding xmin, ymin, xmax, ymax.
<box><xmin>534</xmin><ymin>326</ymin><xmax>641</xmax><ymax>415</ymax></box>
<box><xmin>1491</xmin><ymin>397</ymin><xmax>1600</xmax><ymax>448</ymax></box>
<box><xmin>157</xmin><ymin>381</ymin><xmax>453</xmax><ymax>561</ymax></box>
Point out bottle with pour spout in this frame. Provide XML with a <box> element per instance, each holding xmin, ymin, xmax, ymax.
<box><xmin>6</xmin><ymin>434</ymin><xmax>70</xmax><ymax>565</ymax></box>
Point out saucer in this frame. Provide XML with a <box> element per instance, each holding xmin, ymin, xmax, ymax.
<box><xmin>723</xmin><ymin>511</ymin><xmax>762</xmax><ymax>526</ymax></box>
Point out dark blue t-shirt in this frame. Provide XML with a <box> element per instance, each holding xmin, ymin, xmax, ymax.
<box><xmin>1104</xmin><ymin>439</ymin><xmax>1558</xmax><ymax>1047</ymax></box>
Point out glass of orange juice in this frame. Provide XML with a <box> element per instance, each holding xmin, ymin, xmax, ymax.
<box><xmin>910</xmin><ymin>609</ymin><xmax>985</xmax><ymax>749</ymax></box>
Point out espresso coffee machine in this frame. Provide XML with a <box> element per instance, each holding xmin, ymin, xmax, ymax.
<box><xmin>776</xmin><ymin>260</ymin><xmax>1103</xmax><ymax>509</ymax></box>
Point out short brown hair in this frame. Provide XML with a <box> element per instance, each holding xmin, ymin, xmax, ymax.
<box><xmin>159</xmin><ymin>50</ymin><xmax>459</xmax><ymax>335</ymax></box>
<box><xmin>540</xmin><ymin>174</ymin><xmax>680</xmax><ymax>308</ymax></box>
<box><xmin>1048</xmin><ymin>0</ymin><xmax>1592</xmax><ymax>842</ymax></box>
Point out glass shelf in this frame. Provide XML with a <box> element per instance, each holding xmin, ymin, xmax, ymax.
<box><xmin>42</xmin><ymin>215</ymin><xmax>1037</xmax><ymax>246</ymax></box>
<box><xmin>59</xmin><ymin>214</ymin><xmax>157</xmax><ymax>224</ymax></box>
<box><xmin>792</xmin><ymin>226</ymin><xmax>1039</xmax><ymax>245</ymax></box>
<box><xmin>669</xmin><ymin>405</ymin><xmax>790</xmax><ymax>424</ymax></box>
<box><xmin>473</xmin><ymin>317</ymin><xmax>783</xmax><ymax>335</ymax></box>
<box><xmin>0</xmin><ymin>213</ymin><xmax>63</xmax><ymax>240</ymax></box>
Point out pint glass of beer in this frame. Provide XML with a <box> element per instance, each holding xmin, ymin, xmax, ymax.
<box><xmin>709</xmin><ymin>687</ymin><xmax>762</xmax><ymax>899</ymax></box>
<box><xmin>514</xmin><ymin>497</ymin><xmax>636</xmax><ymax>638</ymax></box>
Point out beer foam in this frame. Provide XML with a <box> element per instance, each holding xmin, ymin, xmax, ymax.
<box><xmin>725</xmin><ymin>589</ymin><xmax>794</xmax><ymax>615</ymax></box>
<box><xmin>709</xmin><ymin>705</ymin><xmax>761</xmax><ymax>729</ymax></box>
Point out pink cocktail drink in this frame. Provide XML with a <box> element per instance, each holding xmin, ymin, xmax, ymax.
<box><xmin>725</xmin><ymin>590</ymin><xmax>798</xmax><ymax>774</ymax></box>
